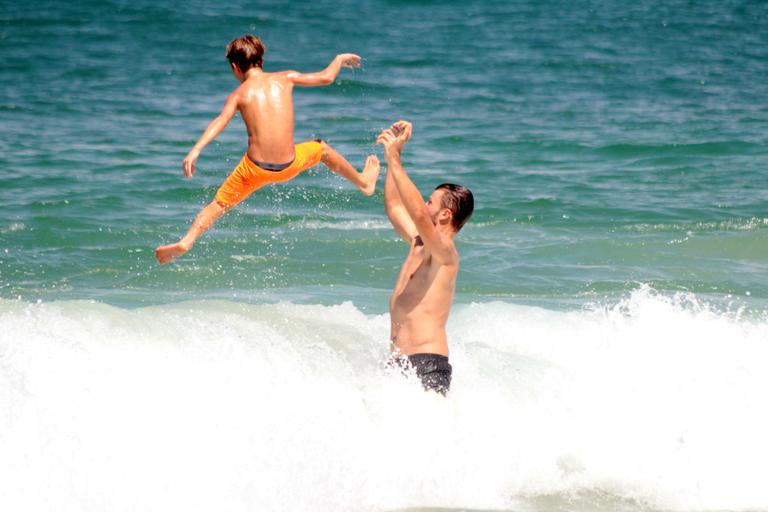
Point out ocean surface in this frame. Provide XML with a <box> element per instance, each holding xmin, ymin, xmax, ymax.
<box><xmin>1</xmin><ymin>1</ymin><xmax>767</xmax><ymax>511</ymax></box>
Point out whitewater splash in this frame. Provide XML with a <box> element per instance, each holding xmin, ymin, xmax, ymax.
<box><xmin>1</xmin><ymin>288</ymin><xmax>767</xmax><ymax>512</ymax></box>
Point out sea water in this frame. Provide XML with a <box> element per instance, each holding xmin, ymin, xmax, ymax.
<box><xmin>1</xmin><ymin>0</ymin><xmax>767</xmax><ymax>510</ymax></box>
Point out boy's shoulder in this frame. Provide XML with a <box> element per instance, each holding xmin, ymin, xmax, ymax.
<box><xmin>246</xmin><ymin>70</ymin><xmax>294</xmax><ymax>83</ymax></box>
<box><xmin>261</xmin><ymin>69</ymin><xmax>293</xmax><ymax>76</ymax></box>
<box><xmin>235</xmin><ymin>71</ymin><xmax>290</xmax><ymax>92</ymax></box>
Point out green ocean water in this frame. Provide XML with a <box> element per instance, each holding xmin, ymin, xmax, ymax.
<box><xmin>1</xmin><ymin>0</ymin><xmax>767</xmax><ymax>311</ymax></box>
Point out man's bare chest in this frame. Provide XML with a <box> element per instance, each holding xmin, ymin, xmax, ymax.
<box><xmin>395</xmin><ymin>246</ymin><xmax>434</xmax><ymax>294</ymax></box>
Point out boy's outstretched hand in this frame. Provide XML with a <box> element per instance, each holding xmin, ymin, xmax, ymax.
<box><xmin>376</xmin><ymin>120</ymin><xmax>413</xmax><ymax>159</ymax></box>
<box><xmin>182</xmin><ymin>149</ymin><xmax>199</xmax><ymax>178</ymax></box>
<box><xmin>337</xmin><ymin>53</ymin><xmax>361</xmax><ymax>68</ymax></box>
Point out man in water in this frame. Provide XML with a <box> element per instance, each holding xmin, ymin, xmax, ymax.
<box><xmin>155</xmin><ymin>35</ymin><xmax>380</xmax><ymax>264</ymax></box>
<box><xmin>376</xmin><ymin>120</ymin><xmax>474</xmax><ymax>395</ymax></box>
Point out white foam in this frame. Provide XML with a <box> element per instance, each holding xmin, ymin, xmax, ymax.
<box><xmin>630</xmin><ymin>217</ymin><xmax>768</xmax><ymax>233</ymax></box>
<box><xmin>0</xmin><ymin>290</ymin><xmax>766</xmax><ymax>511</ymax></box>
<box><xmin>0</xmin><ymin>222</ymin><xmax>25</xmax><ymax>234</ymax></box>
<box><xmin>296</xmin><ymin>218</ymin><xmax>392</xmax><ymax>231</ymax></box>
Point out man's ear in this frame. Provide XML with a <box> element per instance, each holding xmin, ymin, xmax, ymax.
<box><xmin>439</xmin><ymin>208</ymin><xmax>453</xmax><ymax>225</ymax></box>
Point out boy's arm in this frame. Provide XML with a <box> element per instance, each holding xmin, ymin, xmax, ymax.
<box><xmin>285</xmin><ymin>54</ymin><xmax>361</xmax><ymax>87</ymax></box>
<box><xmin>183</xmin><ymin>92</ymin><xmax>239</xmax><ymax>177</ymax></box>
<box><xmin>377</xmin><ymin>121</ymin><xmax>455</xmax><ymax>263</ymax></box>
<box><xmin>384</xmin><ymin>159</ymin><xmax>417</xmax><ymax>244</ymax></box>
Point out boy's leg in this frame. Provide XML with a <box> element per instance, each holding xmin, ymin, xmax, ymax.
<box><xmin>319</xmin><ymin>141</ymin><xmax>380</xmax><ymax>196</ymax></box>
<box><xmin>155</xmin><ymin>200</ymin><xmax>229</xmax><ymax>264</ymax></box>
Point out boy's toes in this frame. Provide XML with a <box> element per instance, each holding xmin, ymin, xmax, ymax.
<box><xmin>365</xmin><ymin>155</ymin><xmax>380</xmax><ymax>171</ymax></box>
<box><xmin>360</xmin><ymin>155</ymin><xmax>380</xmax><ymax>196</ymax></box>
<box><xmin>364</xmin><ymin>154</ymin><xmax>380</xmax><ymax>171</ymax></box>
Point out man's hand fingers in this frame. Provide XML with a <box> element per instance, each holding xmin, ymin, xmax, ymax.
<box><xmin>393</xmin><ymin>120</ymin><xmax>411</xmax><ymax>131</ymax></box>
<box><xmin>376</xmin><ymin>129</ymin><xmax>396</xmax><ymax>144</ymax></box>
<box><xmin>391</xmin><ymin>121</ymin><xmax>412</xmax><ymax>141</ymax></box>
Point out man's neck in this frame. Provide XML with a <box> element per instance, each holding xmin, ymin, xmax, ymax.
<box><xmin>436</xmin><ymin>224</ymin><xmax>455</xmax><ymax>241</ymax></box>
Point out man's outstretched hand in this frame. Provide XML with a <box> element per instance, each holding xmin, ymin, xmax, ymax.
<box><xmin>376</xmin><ymin>120</ymin><xmax>413</xmax><ymax>159</ymax></box>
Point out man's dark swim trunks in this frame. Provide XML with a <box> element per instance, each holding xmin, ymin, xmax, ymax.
<box><xmin>391</xmin><ymin>353</ymin><xmax>453</xmax><ymax>395</ymax></box>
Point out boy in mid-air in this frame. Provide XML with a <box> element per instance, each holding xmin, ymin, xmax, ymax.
<box><xmin>155</xmin><ymin>35</ymin><xmax>380</xmax><ymax>264</ymax></box>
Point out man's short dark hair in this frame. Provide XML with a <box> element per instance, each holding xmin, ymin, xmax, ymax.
<box><xmin>436</xmin><ymin>183</ymin><xmax>474</xmax><ymax>233</ymax></box>
<box><xmin>226</xmin><ymin>35</ymin><xmax>266</xmax><ymax>71</ymax></box>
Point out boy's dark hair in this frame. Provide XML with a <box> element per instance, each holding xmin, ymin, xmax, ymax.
<box><xmin>436</xmin><ymin>183</ymin><xmax>474</xmax><ymax>233</ymax></box>
<box><xmin>226</xmin><ymin>35</ymin><xmax>266</xmax><ymax>71</ymax></box>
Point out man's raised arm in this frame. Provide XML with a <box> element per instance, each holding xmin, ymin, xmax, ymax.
<box><xmin>377</xmin><ymin>121</ymin><xmax>454</xmax><ymax>261</ymax></box>
<box><xmin>384</xmin><ymin>156</ymin><xmax>417</xmax><ymax>244</ymax></box>
<box><xmin>286</xmin><ymin>53</ymin><xmax>361</xmax><ymax>86</ymax></box>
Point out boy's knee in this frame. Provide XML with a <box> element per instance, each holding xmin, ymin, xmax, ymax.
<box><xmin>212</xmin><ymin>199</ymin><xmax>232</xmax><ymax>211</ymax></box>
<box><xmin>318</xmin><ymin>140</ymin><xmax>331</xmax><ymax>158</ymax></box>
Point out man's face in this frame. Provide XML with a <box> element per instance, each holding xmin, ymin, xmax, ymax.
<box><xmin>426</xmin><ymin>189</ymin><xmax>446</xmax><ymax>225</ymax></box>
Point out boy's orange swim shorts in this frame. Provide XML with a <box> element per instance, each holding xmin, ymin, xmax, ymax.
<box><xmin>214</xmin><ymin>140</ymin><xmax>324</xmax><ymax>207</ymax></box>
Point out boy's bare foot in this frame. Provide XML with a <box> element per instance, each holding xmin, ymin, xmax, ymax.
<box><xmin>360</xmin><ymin>155</ymin><xmax>380</xmax><ymax>196</ymax></box>
<box><xmin>155</xmin><ymin>241</ymin><xmax>191</xmax><ymax>265</ymax></box>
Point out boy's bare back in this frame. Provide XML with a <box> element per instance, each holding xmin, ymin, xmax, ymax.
<box><xmin>235</xmin><ymin>71</ymin><xmax>298</xmax><ymax>165</ymax></box>
<box><xmin>234</xmin><ymin>57</ymin><xmax>360</xmax><ymax>165</ymax></box>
